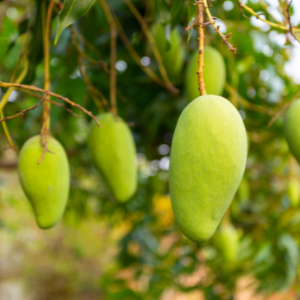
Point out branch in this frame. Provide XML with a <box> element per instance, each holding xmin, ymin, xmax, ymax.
<box><xmin>122</xmin><ymin>0</ymin><xmax>179</xmax><ymax>94</ymax></box>
<box><xmin>286</xmin><ymin>1</ymin><xmax>300</xmax><ymax>42</ymax></box>
<box><xmin>99</xmin><ymin>0</ymin><xmax>118</xmax><ymax>116</ymax></box>
<box><xmin>0</xmin><ymin>98</ymin><xmax>46</xmax><ymax>123</ymax></box>
<box><xmin>0</xmin><ymin>82</ymin><xmax>101</xmax><ymax>128</ymax></box>
<box><xmin>112</xmin><ymin>11</ymin><xmax>174</xmax><ymax>92</ymax></box>
<box><xmin>201</xmin><ymin>0</ymin><xmax>237</xmax><ymax>53</ymax></box>
<box><xmin>197</xmin><ymin>2</ymin><xmax>206</xmax><ymax>96</ymax></box>
<box><xmin>237</xmin><ymin>0</ymin><xmax>300</xmax><ymax>34</ymax></box>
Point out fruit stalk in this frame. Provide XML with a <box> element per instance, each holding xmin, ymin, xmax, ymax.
<box><xmin>41</xmin><ymin>1</ymin><xmax>55</xmax><ymax>138</ymax></box>
<box><xmin>197</xmin><ymin>2</ymin><xmax>206</xmax><ymax>96</ymax></box>
<box><xmin>99</xmin><ymin>0</ymin><xmax>118</xmax><ymax>116</ymax></box>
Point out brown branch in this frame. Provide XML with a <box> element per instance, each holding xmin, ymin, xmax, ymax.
<box><xmin>122</xmin><ymin>0</ymin><xmax>179</xmax><ymax>94</ymax></box>
<box><xmin>197</xmin><ymin>2</ymin><xmax>206</xmax><ymax>96</ymax></box>
<box><xmin>50</xmin><ymin>100</ymin><xmax>81</xmax><ymax>118</ymax></box>
<box><xmin>201</xmin><ymin>0</ymin><xmax>237</xmax><ymax>53</ymax></box>
<box><xmin>236</xmin><ymin>0</ymin><xmax>251</xmax><ymax>20</ymax></box>
<box><xmin>0</xmin><ymin>99</ymin><xmax>45</xmax><ymax>123</ymax></box>
<box><xmin>0</xmin><ymin>82</ymin><xmax>101</xmax><ymax>128</ymax></box>
<box><xmin>99</xmin><ymin>0</ymin><xmax>118</xmax><ymax>116</ymax></box>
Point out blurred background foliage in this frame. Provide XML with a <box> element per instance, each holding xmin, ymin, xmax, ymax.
<box><xmin>0</xmin><ymin>0</ymin><xmax>300</xmax><ymax>299</ymax></box>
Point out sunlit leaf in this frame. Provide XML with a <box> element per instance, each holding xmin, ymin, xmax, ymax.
<box><xmin>55</xmin><ymin>0</ymin><xmax>96</xmax><ymax>44</ymax></box>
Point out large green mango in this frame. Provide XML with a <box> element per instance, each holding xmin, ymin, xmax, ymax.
<box><xmin>18</xmin><ymin>135</ymin><xmax>70</xmax><ymax>229</ymax></box>
<box><xmin>169</xmin><ymin>95</ymin><xmax>247</xmax><ymax>243</ymax></box>
<box><xmin>151</xmin><ymin>23</ymin><xmax>185</xmax><ymax>79</ymax></box>
<box><xmin>87</xmin><ymin>113</ymin><xmax>137</xmax><ymax>202</ymax></box>
<box><xmin>285</xmin><ymin>99</ymin><xmax>300</xmax><ymax>163</ymax></box>
<box><xmin>185</xmin><ymin>46</ymin><xmax>226</xmax><ymax>101</ymax></box>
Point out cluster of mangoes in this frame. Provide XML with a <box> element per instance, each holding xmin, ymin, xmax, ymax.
<box><xmin>17</xmin><ymin>23</ymin><xmax>300</xmax><ymax>254</ymax></box>
<box><xmin>18</xmin><ymin>113</ymin><xmax>137</xmax><ymax>229</ymax></box>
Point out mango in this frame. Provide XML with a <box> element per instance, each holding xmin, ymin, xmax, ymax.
<box><xmin>214</xmin><ymin>224</ymin><xmax>240</xmax><ymax>263</ymax></box>
<box><xmin>185</xmin><ymin>46</ymin><xmax>226</xmax><ymax>101</ymax></box>
<box><xmin>237</xmin><ymin>176</ymin><xmax>250</xmax><ymax>204</ymax></box>
<box><xmin>87</xmin><ymin>113</ymin><xmax>137</xmax><ymax>202</ymax></box>
<box><xmin>285</xmin><ymin>99</ymin><xmax>300</xmax><ymax>164</ymax></box>
<box><xmin>288</xmin><ymin>177</ymin><xmax>300</xmax><ymax>207</ymax></box>
<box><xmin>18</xmin><ymin>135</ymin><xmax>70</xmax><ymax>229</ymax></box>
<box><xmin>151</xmin><ymin>23</ymin><xmax>185</xmax><ymax>79</ymax></box>
<box><xmin>169</xmin><ymin>95</ymin><xmax>247</xmax><ymax>243</ymax></box>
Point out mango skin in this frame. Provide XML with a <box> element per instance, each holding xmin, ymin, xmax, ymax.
<box><xmin>18</xmin><ymin>135</ymin><xmax>70</xmax><ymax>229</ymax></box>
<box><xmin>151</xmin><ymin>23</ymin><xmax>185</xmax><ymax>79</ymax></box>
<box><xmin>288</xmin><ymin>178</ymin><xmax>300</xmax><ymax>207</ymax></box>
<box><xmin>285</xmin><ymin>99</ymin><xmax>300</xmax><ymax>164</ymax></box>
<box><xmin>87</xmin><ymin>113</ymin><xmax>137</xmax><ymax>202</ymax></box>
<box><xmin>186</xmin><ymin>46</ymin><xmax>226</xmax><ymax>101</ymax></box>
<box><xmin>169</xmin><ymin>95</ymin><xmax>247</xmax><ymax>243</ymax></box>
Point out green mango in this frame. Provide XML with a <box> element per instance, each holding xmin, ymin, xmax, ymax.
<box><xmin>288</xmin><ymin>177</ymin><xmax>300</xmax><ymax>207</ymax></box>
<box><xmin>18</xmin><ymin>135</ymin><xmax>70</xmax><ymax>229</ymax></box>
<box><xmin>169</xmin><ymin>95</ymin><xmax>247</xmax><ymax>243</ymax></box>
<box><xmin>87</xmin><ymin>113</ymin><xmax>137</xmax><ymax>202</ymax></box>
<box><xmin>151</xmin><ymin>23</ymin><xmax>185</xmax><ymax>79</ymax></box>
<box><xmin>185</xmin><ymin>46</ymin><xmax>226</xmax><ymax>101</ymax></box>
<box><xmin>285</xmin><ymin>99</ymin><xmax>300</xmax><ymax>164</ymax></box>
<box><xmin>214</xmin><ymin>224</ymin><xmax>240</xmax><ymax>263</ymax></box>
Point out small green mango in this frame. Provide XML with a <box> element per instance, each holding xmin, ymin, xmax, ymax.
<box><xmin>285</xmin><ymin>99</ymin><xmax>300</xmax><ymax>164</ymax></box>
<box><xmin>87</xmin><ymin>113</ymin><xmax>137</xmax><ymax>202</ymax></box>
<box><xmin>185</xmin><ymin>46</ymin><xmax>226</xmax><ymax>101</ymax></box>
<box><xmin>169</xmin><ymin>95</ymin><xmax>247</xmax><ymax>243</ymax></box>
<box><xmin>288</xmin><ymin>177</ymin><xmax>300</xmax><ymax>207</ymax></box>
<box><xmin>237</xmin><ymin>176</ymin><xmax>250</xmax><ymax>204</ymax></box>
<box><xmin>151</xmin><ymin>23</ymin><xmax>185</xmax><ymax>79</ymax></box>
<box><xmin>214</xmin><ymin>224</ymin><xmax>240</xmax><ymax>263</ymax></box>
<box><xmin>18</xmin><ymin>135</ymin><xmax>70</xmax><ymax>229</ymax></box>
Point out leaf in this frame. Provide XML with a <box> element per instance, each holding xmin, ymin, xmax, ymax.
<box><xmin>153</xmin><ymin>0</ymin><xmax>171</xmax><ymax>24</ymax></box>
<box><xmin>55</xmin><ymin>0</ymin><xmax>96</xmax><ymax>44</ymax></box>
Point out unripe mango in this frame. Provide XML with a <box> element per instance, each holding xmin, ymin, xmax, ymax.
<box><xmin>18</xmin><ymin>135</ymin><xmax>70</xmax><ymax>229</ymax></box>
<box><xmin>288</xmin><ymin>177</ymin><xmax>300</xmax><ymax>207</ymax></box>
<box><xmin>87</xmin><ymin>113</ymin><xmax>137</xmax><ymax>202</ymax></box>
<box><xmin>185</xmin><ymin>46</ymin><xmax>226</xmax><ymax>101</ymax></box>
<box><xmin>151</xmin><ymin>23</ymin><xmax>185</xmax><ymax>79</ymax></box>
<box><xmin>169</xmin><ymin>95</ymin><xmax>247</xmax><ymax>243</ymax></box>
<box><xmin>214</xmin><ymin>224</ymin><xmax>240</xmax><ymax>263</ymax></box>
<box><xmin>285</xmin><ymin>99</ymin><xmax>300</xmax><ymax>164</ymax></box>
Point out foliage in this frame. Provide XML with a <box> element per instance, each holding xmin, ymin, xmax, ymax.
<box><xmin>0</xmin><ymin>0</ymin><xmax>300</xmax><ymax>299</ymax></box>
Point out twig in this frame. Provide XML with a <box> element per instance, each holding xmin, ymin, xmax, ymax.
<box><xmin>0</xmin><ymin>98</ymin><xmax>46</xmax><ymax>122</ymax></box>
<box><xmin>71</xmin><ymin>28</ymin><xmax>110</xmax><ymax>73</ymax></box>
<box><xmin>99</xmin><ymin>0</ymin><xmax>118</xmax><ymax>116</ymax></box>
<box><xmin>78</xmin><ymin>56</ymin><xmax>108</xmax><ymax>110</ymax></box>
<box><xmin>122</xmin><ymin>0</ymin><xmax>179</xmax><ymax>94</ymax></box>
<box><xmin>197</xmin><ymin>2</ymin><xmax>206</xmax><ymax>96</ymax></box>
<box><xmin>50</xmin><ymin>100</ymin><xmax>81</xmax><ymax>118</ymax></box>
<box><xmin>0</xmin><ymin>82</ymin><xmax>101</xmax><ymax>128</ymax></box>
<box><xmin>225</xmin><ymin>83</ymin><xmax>276</xmax><ymax>116</ymax></box>
<box><xmin>112</xmin><ymin>11</ymin><xmax>173</xmax><ymax>92</ymax></box>
<box><xmin>201</xmin><ymin>0</ymin><xmax>237</xmax><ymax>53</ymax></box>
<box><xmin>268</xmin><ymin>89</ymin><xmax>300</xmax><ymax>127</ymax></box>
<box><xmin>237</xmin><ymin>0</ymin><xmax>300</xmax><ymax>33</ymax></box>
<box><xmin>286</xmin><ymin>1</ymin><xmax>300</xmax><ymax>42</ymax></box>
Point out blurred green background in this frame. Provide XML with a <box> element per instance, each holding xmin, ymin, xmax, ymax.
<box><xmin>1</xmin><ymin>0</ymin><xmax>300</xmax><ymax>299</ymax></box>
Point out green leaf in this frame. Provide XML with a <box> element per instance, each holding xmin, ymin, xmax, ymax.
<box><xmin>153</xmin><ymin>0</ymin><xmax>171</xmax><ymax>24</ymax></box>
<box><xmin>55</xmin><ymin>0</ymin><xmax>96</xmax><ymax>44</ymax></box>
